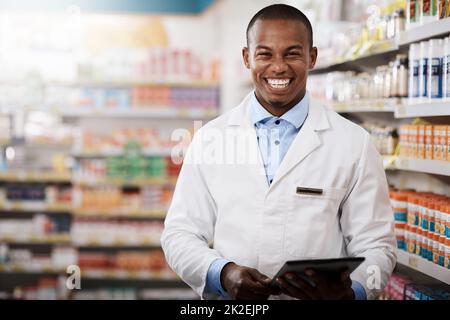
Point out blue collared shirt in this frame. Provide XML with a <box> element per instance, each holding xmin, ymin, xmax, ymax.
<box><xmin>205</xmin><ymin>92</ymin><xmax>366</xmax><ymax>300</ymax></box>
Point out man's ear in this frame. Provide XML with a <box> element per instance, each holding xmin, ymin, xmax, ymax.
<box><xmin>309</xmin><ymin>46</ymin><xmax>318</xmax><ymax>69</ymax></box>
<box><xmin>242</xmin><ymin>47</ymin><xmax>250</xmax><ymax>69</ymax></box>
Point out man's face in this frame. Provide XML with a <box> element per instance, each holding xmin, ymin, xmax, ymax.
<box><xmin>243</xmin><ymin>19</ymin><xmax>317</xmax><ymax>113</ymax></box>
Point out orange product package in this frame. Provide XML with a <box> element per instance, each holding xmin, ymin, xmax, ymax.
<box><xmin>433</xmin><ymin>125</ymin><xmax>442</xmax><ymax>160</ymax></box>
<box><xmin>425</xmin><ymin>125</ymin><xmax>434</xmax><ymax>160</ymax></box>
<box><xmin>417</xmin><ymin>125</ymin><xmax>425</xmax><ymax>159</ymax></box>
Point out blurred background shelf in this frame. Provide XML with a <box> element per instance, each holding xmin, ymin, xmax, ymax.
<box><xmin>0</xmin><ymin>172</ymin><xmax>72</xmax><ymax>183</ymax></box>
<box><xmin>0</xmin><ymin>203</ymin><xmax>72</xmax><ymax>213</ymax></box>
<box><xmin>51</xmin><ymin>107</ymin><xmax>219</xmax><ymax>119</ymax></box>
<box><xmin>324</xmin><ymin>99</ymin><xmax>398</xmax><ymax>113</ymax></box>
<box><xmin>48</xmin><ymin>80</ymin><xmax>220</xmax><ymax>88</ymax></box>
<box><xmin>394</xmin><ymin>102</ymin><xmax>450</xmax><ymax>118</ymax></box>
<box><xmin>0</xmin><ymin>234</ymin><xmax>72</xmax><ymax>245</ymax></box>
<box><xmin>398</xmin><ymin>18</ymin><xmax>450</xmax><ymax>46</ymax></box>
<box><xmin>396</xmin><ymin>250</ymin><xmax>450</xmax><ymax>285</ymax></box>
<box><xmin>393</xmin><ymin>157</ymin><xmax>450</xmax><ymax>176</ymax></box>
<box><xmin>73</xmin><ymin>208</ymin><xmax>166</xmax><ymax>219</ymax></box>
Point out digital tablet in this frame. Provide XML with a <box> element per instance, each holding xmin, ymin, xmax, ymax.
<box><xmin>270</xmin><ymin>257</ymin><xmax>365</xmax><ymax>288</ymax></box>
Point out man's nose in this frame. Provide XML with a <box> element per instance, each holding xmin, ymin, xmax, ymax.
<box><xmin>270</xmin><ymin>56</ymin><xmax>288</xmax><ymax>73</ymax></box>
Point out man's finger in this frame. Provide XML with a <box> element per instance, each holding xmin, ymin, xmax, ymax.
<box><xmin>248</xmin><ymin>268</ymin><xmax>271</xmax><ymax>285</ymax></box>
<box><xmin>284</xmin><ymin>273</ymin><xmax>321</xmax><ymax>299</ymax></box>
<box><xmin>340</xmin><ymin>269</ymin><xmax>351</xmax><ymax>282</ymax></box>
<box><xmin>242</xmin><ymin>276</ymin><xmax>272</xmax><ymax>295</ymax></box>
<box><xmin>276</xmin><ymin>277</ymin><xmax>314</xmax><ymax>300</ymax></box>
<box><xmin>304</xmin><ymin>269</ymin><xmax>326</xmax><ymax>288</ymax></box>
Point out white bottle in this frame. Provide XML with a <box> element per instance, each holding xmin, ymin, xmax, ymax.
<box><xmin>444</xmin><ymin>37</ymin><xmax>450</xmax><ymax>101</ymax></box>
<box><xmin>409</xmin><ymin>43</ymin><xmax>421</xmax><ymax>101</ymax></box>
<box><xmin>419</xmin><ymin>41</ymin><xmax>429</xmax><ymax>101</ymax></box>
<box><xmin>428</xmin><ymin>38</ymin><xmax>443</xmax><ymax>100</ymax></box>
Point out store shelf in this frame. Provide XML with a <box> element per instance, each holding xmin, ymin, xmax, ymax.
<box><xmin>394</xmin><ymin>101</ymin><xmax>450</xmax><ymax>118</ymax></box>
<box><xmin>0</xmin><ymin>203</ymin><xmax>72</xmax><ymax>213</ymax></box>
<box><xmin>393</xmin><ymin>157</ymin><xmax>450</xmax><ymax>176</ymax></box>
<box><xmin>0</xmin><ymin>266</ymin><xmax>180</xmax><ymax>282</ymax></box>
<box><xmin>82</xmin><ymin>269</ymin><xmax>177</xmax><ymax>281</ymax></box>
<box><xmin>72</xmin><ymin>177</ymin><xmax>176</xmax><ymax>188</ymax></box>
<box><xmin>71</xmin><ymin>148</ymin><xmax>173</xmax><ymax>158</ymax></box>
<box><xmin>50</xmin><ymin>107</ymin><xmax>219</xmax><ymax>119</ymax></box>
<box><xmin>73</xmin><ymin>239</ymin><xmax>161</xmax><ymax>248</ymax></box>
<box><xmin>313</xmin><ymin>19</ymin><xmax>450</xmax><ymax>74</ymax></box>
<box><xmin>48</xmin><ymin>79</ymin><xmax>219</xmax><ymax>88</ymax></box>
<box><xmin>73</xmin><ymin>208</ymin><xmax>166</xmax><ymax>219</ymax></box>
<box><xmin>0</xmin><ymin>234</ymin><xmax>71</xmax><ymax>245</ymax></box>
<box><xmin>312</xmin><ymin>40</ymin><xmax>399</xmax><ymax>74</ymax></box>
<box><xmin>396</xmin><ymin>249</ymin><xmax>450</xmax><ymax>285</ymax></box>
<box><xmin>0</xmin><ymin>171</ymin><xmax>71</xmax><ymax>183</ymax></box>
<box><xmin>0</xmin><ymin>265</ymin><xmax>64</xmax><ymax>274</ymax></box>
<box><xmin>325</xmin><ymin>99</ymin><xmax>397</xmax><ymax>113</ymax></box>
<box><xmin>398</xmin><ymin>18</ymin><xmax>450</xmax><ymax>46</ymax></box>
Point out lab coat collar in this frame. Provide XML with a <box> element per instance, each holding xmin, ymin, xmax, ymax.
<box><xmin>226</xmin><ymin>92</ymin><xmax>331</xmax><ymax>190</ymax></box>
<box><xmin>227</xmin><ymin>91</ymin><xmax>330</xmax><ymax>132</ymax></box>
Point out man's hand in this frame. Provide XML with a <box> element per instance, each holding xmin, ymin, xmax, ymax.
<box><xmin>220</xmin><ymin>262</ymin><xmax>280</xmax><ymax>300</ymax></box>
<box><xmin>276</xmin><ymin>269</ymin><xmax>355</xmax><ymax>300</ymax></box>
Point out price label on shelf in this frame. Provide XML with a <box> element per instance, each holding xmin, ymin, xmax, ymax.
<box><xmin>177</xmin><ymin>109</ymin><xmax>190</xmax><ymax>118</ymax></box>
<box><xmin>408</xmin><ymin>255</ymin><xmax>418</xmax><ymax>268</ymax></box>
<box><xmin>398</xmin><ymin>157</ymin><xmax>409</xmax><ymax>168</ymax></box>
<box><xmin>396</xmin><ymin>104</ymin><xmax>406</xmax><ymax>117</ymax></box>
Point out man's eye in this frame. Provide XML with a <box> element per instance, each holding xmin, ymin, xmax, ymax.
<box><xmin>257</xmin><ymin>52</ymin><xmax>271</xmax><ymax>56</ymax></box>
<box><xmin>287</xmin><ymin>51</ymin><xmax>301</xmax><ymax>56</ymax></box>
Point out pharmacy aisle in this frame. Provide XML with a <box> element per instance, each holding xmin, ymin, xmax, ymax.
<box><xmin>0</xmin><ymin>3</ymin><xmax>219</xmax><ymax>300</ymax></box>
<box><xmin>309</xmin><ymin>0</ymin><xmax>450</xmax><ymax>300</ymax></box>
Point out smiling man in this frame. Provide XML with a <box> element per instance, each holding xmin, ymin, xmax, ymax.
<box><xmin>161</xmin><ymin>4</ymin><xmax>396</xmax><ymax>300</ymax></box>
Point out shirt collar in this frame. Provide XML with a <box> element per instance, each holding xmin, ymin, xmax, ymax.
<box><xmin>250</xmin><ymin>91</ymin><xmax>309</xmax><ymax>129</ymax></box>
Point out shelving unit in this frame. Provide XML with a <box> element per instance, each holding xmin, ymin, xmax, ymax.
<box><xmin>396</xmin><ymin>250</ymin><xmax>450</xmax><ymax>285</ymax></box>
<box><xmin>393</xmin><ymin>157</ymin><xmax>450</xmax><ymax>176</ymax></box>
<box><xmin>0</xmin><ymin>203</ymin><xmax>72</xmax><ymax>213</ymax></box>
<box><xmin>394</xmin><ymin>101</ymin><xmax>450</xmax><ymax>118</ymax></box>
<box><xmin>324</xmin><ymin>99</ymin><xmax>397</xmax><ymax>113</ymax></box>
<box><xmin>0</xmin><ymin>171</ymin><xmax>71</xmax><ymax>183</ymax></box>
<box><xmin>311</xmin><ymin>16</ymin><xmax>450</xmax><ymax>293</ymax></box>
<box><xmin>73</xmin><ymin>208</ymin><xmax>166</xmax><ymax>219</ymax></box>
<box><xmin>398</xmin><ymin>18</ymin><xmax>450</xmax><ymax>45</ymax></box>
<box><xmin>53</xmin><ymin>107</ymin><xmax>219</xmax><ymax>120</ymax></box>
<box><xmin>48</xmin><ymin>80</ymin><xmax>220</xmax><ymax>88</ymax></box>
<box><xmin>0</xmin><ymin>234</ymin><xmax>71</xmax><ymax>245</ymax></box>
<box><xmin>313</xmin><ymin>18</ymin><xmax>450</xmax><ymax>74</ymax></box>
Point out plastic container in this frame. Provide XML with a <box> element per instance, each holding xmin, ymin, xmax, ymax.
<box><xmin>409</xmin><ymin>43</ymin><xmax>421</xmax><ymax>99</ymax></box>
<box><xmin>444</xmin><ymin>37</ymin><xmax>450</xmax><ymax>99</ymax></box>
<box><xmin>428</xmin><ymin>39</ymin><xmax>444</xmax><ymax>99</ymax></box>
<box><xmin>419</xmin><ymin>41</ymin><xmax>429</xmax><ymax>99</ymax></box>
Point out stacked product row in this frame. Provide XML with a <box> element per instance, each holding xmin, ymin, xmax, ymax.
<box><xmin>399</xmin><ymin>124</ymin><xmax>450</xmax><ymax>160</ymax></box>
<box><xmin>390</xmin><ymin>190</ymin><xmax>450</xmax><ymax>268</ymax></box>
<box><xmin>381</xmin><ymin>273</ymin><xmax>450</xmax><ymax>300</ymax></box>
<box><xmin>76</xmin><ymin>186</ymin><xmax>173</xmax><ymax>213</ymax></box>
<box><xmin>45</xmin><ymin>85</ymin><xmax>219</xmax><ymax>110</ymax></box>
<box><xmin>408</xmin><ymin>35</ymin><xmax>450</xmax><ymax>101</ymax></box>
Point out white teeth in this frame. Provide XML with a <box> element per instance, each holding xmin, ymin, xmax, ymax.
<box><xmin>267</xmin><ymin>78</ymin><xmax>290</xmax><ymax>88</ymax></box>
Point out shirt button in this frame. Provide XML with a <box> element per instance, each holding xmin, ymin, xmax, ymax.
<box><xmin>275</xmin><ymin>120</ymin><xmax>280</xmax><ymax>125</ymax></box>
<box><xmin>274</xmin><ymin>140</ymin><xmax>280</xmax><ymax>145</ymax></box>
<box><xmin>270</xmin><ymin>179</ymin><xmax>273</xmax><ymax>184</ymax></box>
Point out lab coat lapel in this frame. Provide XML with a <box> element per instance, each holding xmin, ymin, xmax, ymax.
<box><xmin>271</xmin><ymin>100</ymin><xmax>330</xmax><ymax>188</ymax></box>
<box><xmin>227</xmin><ymin>93</ymin><xmax>269</xmax><ymax>192</ymax></box>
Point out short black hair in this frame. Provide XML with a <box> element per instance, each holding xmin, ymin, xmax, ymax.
<box><xmin>246</xmin><ymin>4</ymin><xmax>313</xmax><ymax>48</ymax></box>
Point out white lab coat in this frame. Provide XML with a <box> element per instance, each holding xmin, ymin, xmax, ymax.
<box><xmin>161</xmin><ymin>92</ymin><xmax>397</xmax><ymax>300</ymax></box>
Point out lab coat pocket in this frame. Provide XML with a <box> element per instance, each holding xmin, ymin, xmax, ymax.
<box><xmin>285</xmin><ymin>187</ymin><xmax>346</xmax><ymax>258</ymax></box>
